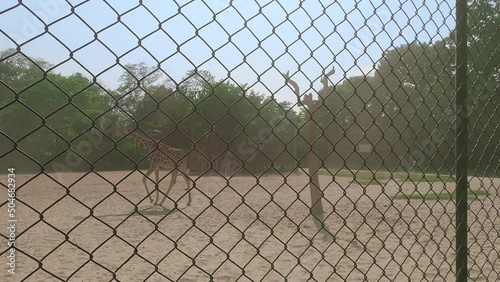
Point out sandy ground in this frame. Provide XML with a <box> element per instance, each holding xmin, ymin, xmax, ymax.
<box><xmin>0</xmin><ymin>170</ymin><xmax>499</xmax><ymax>282</ymax></box>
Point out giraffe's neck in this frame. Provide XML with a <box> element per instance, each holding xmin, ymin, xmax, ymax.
<box><xmin>130</xmin><ymin>132</ymin><xmax>160</xmax><ymax>152</ymax></box>
<box><xmin>131</xmin><ymin>132</ymin><xmax>176</xmax><ymax>153</ymax></box>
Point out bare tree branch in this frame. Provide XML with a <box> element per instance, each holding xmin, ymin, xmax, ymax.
<box><xmin>319</xmin><ymin>67</ymin><xmax>336</xmax><ymax>99</ymax></box>
<box><xmin>282</xmin><ymin>71</ymin><xmax>304</xmax><ymax>107</ymax></box>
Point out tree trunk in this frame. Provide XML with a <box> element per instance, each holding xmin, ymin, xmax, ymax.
<box><xmin>292</xmin><ymin>117</ymin><xmax>300</xmax><ymax>174</ymax></box>
<box><xmin>307</xmin><ymin>113</ymin><xmax>324</xmax><ymax>222</ymax></box>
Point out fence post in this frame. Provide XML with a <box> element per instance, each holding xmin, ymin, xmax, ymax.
<box><xmin>307</xmin><ymin>105</ymin><xmax>325</xmax><ymax>223</ymax></box>
<box><xmin>455</xmin><ymin>0</ymin><xmax>468</xmax><ymax>281</ymax></box>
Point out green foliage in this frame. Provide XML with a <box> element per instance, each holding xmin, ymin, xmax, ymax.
<box><xmin>0</xmin><ymin>49</ymin><xmax>115</xmax><ymax>171</ymax></box>
<box><xmin>315</xmin><ymin>2</ymin><xmax>498</xmax><ymax>175</ymax></box>
<box><xmin>467</xmin><ymin>0</ymin><xmax>500</xmax><ymax>174</ymax></box>
<box><xmin>394</xmin><ymin>189</ymin><xmax>489</xmax><ymax>201</ymax></box>
<box><xmin>0</xmin><ymin>2</ymin><xmax>498</xmax><ymax>176</ymax></box>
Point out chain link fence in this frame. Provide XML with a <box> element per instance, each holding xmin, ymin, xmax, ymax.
<box><xmin>0</xmin><ymin>0</ymin><xmax>498</xmax><ymax>281</ymax></box>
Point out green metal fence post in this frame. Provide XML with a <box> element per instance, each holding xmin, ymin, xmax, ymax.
<box><xmin>455</xmin><ymin>0</ymin><xmax>468</xmax><ymax>281</ymax></box>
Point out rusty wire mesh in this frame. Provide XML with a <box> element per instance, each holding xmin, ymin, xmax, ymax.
<box><xmin>0</xmin><ymin>0</ymin><xmax>499</xmax><ymax>281</ymax></box>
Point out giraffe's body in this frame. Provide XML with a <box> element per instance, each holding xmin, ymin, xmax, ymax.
<box><xmin>219</xmin><ymin>150</ymin><xmax>239</xmax><ymax>176</ymax></box>
<box><xmin>198</xmin><ymin>131</ymin><xmax>240</xmax><ymax>176</ymax></box>
<box><xmin>117</xmin><ymin>127</ymin><xmax>192</xmax><ymax>207</ymax></box>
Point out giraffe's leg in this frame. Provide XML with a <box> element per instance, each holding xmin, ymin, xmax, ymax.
<box><xmin>180</xmin><ymin>163</ymin><xmax>192</xmax><ymax>206</ymax></box>
<box><xmin>182</xmin><ymin>174</ymin><xmax>192</xmax><ymax>206</ymax></box>
<box><xmin>159</xmin><ymin>169</ymin><xmax>178</xmax><ymax>206</ymax></box>
<box><xmin>142</xmin><ymin>167</ymin><xmax>155</xmax><ymax>204</ymax></box>
<box><xmin>153</xmin><ymin>166</ymin><xmax>160</xmax><ymax>206</ymax></box>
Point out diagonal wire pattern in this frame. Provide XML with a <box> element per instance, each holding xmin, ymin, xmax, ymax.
<box><xmin>0</xmin><ymin>0</ymin><xmax>498</xmax><ymax>281</ymax></box>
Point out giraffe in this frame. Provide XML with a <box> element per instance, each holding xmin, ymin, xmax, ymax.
<box><xmin>115</xmin><ymin>125</ymin><xmax>192</xmax><ymax>207</ymax></box>
<box><xmin>198</xmin><ymin>131</ymin><xmax>237</xmax><ymax>176</ymax></box>
<box><xmin>219</xmin><ymin>150</ymin><xmax>239</xmax><ymax>176</ymax></box>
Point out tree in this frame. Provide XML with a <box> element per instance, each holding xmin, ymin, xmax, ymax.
<box><xmin>0</xmin><ymin>50</ymin><xmax>113</xmax><ymax>171</ymax></box>
<box><xmin>115</xmin><ymin>62</ymin><xmax>165</xmax><ymax>119</ymax></box>
<box><xmin>283</xmin><ymin>67</ymin><xmax>336</xmax><ymax>240</ymax></box>
<box><xmin>467</xmin><ymin>0</ymin><xmax>499</xmax><ymax>174</ymax></box>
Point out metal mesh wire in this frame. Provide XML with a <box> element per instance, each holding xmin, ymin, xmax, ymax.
<box><xmin>0</xmin><ymin>0</ymin><xmax>498</xmax><ymax>281</ymax></box>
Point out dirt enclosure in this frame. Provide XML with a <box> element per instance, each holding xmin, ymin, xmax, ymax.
<box><xmin>1</xmin><ymin>170</ymin><xmax>498</xmax><ymax>281</ymax></box>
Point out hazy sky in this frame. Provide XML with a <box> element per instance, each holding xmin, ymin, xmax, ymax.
<box><xmin>0</xmin><ymin>0</ymin><xmax>455</xmax><ymax>103</ymax></box>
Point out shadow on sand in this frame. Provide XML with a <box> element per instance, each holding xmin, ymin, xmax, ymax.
<box><xmin>313</xmin><ymin>217</ymin><xmax>363</xmax><ymax>249</ymax></box>
<box><xmin>312</xmin><ymin>217</ymin><xmax>337</xmax><ymax>244</ymax></box>
<box><xmin>95</xmin><ymin>206</ymin><xmax>183</xmax><ymax>218</ymax></box>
